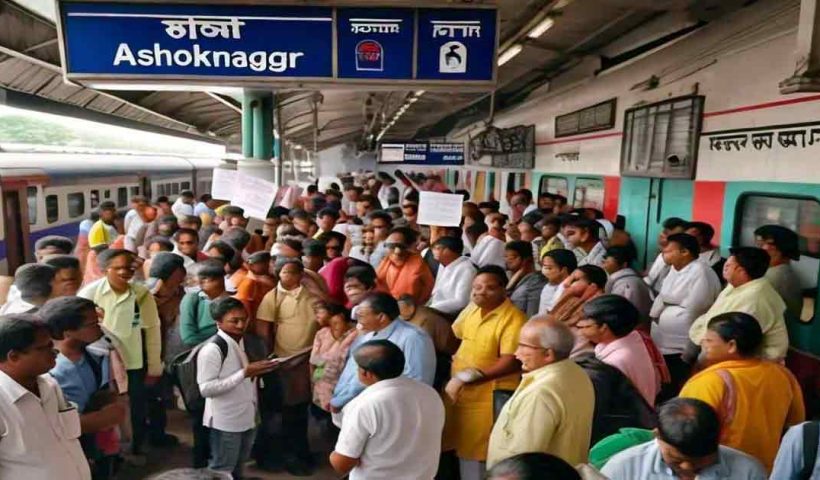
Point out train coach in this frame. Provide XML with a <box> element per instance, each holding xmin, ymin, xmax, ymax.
<box><xmin>0</xmin><ymin>147</ymin><xmax>220</xmax><ymax>274</ymax></box>
<box><xmin>379</xmin><ymin>0</ymin><xmax>820</xmax><ymax>407</ymax></box>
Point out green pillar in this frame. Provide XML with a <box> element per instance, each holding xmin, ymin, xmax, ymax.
<box><xmin>239</xmin><ymin>90</ymin><xmax>276</xmax><ymax>182</ymax></box>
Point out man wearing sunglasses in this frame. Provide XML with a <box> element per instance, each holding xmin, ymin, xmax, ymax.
<box><xmin>375</xmin><ymin>227</ymin><xmax>434</xmax><ymax>305</ymax></box>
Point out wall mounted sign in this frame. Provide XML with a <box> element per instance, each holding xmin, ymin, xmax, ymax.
<box><xmin>57</xmin><ymin>1</ymin><xmax>498</xmax><ymax>90</ymax></box>
<box><xmin>379</xmin><ymin>142</ymin><xmax>464</xmax><ymax>165</ymax></box>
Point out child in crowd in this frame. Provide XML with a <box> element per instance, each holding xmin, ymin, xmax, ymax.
<box><xmin>310</xmin><ymin>304</ymin><xmax>358</xmax><ymax>413</ymax></box>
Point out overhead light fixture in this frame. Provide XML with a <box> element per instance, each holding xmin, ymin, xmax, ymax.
<box><xmin>497</xmin><ymin>44</ymin><xmax>523</xmax><ymax>66</ymax></box>
<box><xmin>407</xmin><ymin>97</ymin><xmax>419</xmax><ymax>103</ymax></box>
<box><xmin>527</xmin><ymin>17</ymin><xmax>555</xmax><ymax>38</ymax></box>
<box><xmin>414</xmin><ymin>90</ymin><xmax>426</xmax><ymax>97</ymax></box>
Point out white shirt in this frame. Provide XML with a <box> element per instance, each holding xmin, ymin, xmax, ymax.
<box><xmin>171</xmin><ymin>198</ymin><xmax>194</xmax><ymax>218</ymax></box>
<box><xmin>538</xmin><ymin>282</ymin><xmax>564</xmax><ymax>315</ymax></box>
<box><xmin>124</xmin><ymin>215</ymin><xmax>145</xmax><ymax>253</ymax></box>
<box><xmin>644</xmin><ymin>253</ymin><xmax>670</xmax><ymax>297</ymax></box>
<box><xmin>0</xmin><ymin>296</ymin><xmax>37</xmax><ymax>315</ymax></box>
<box><xmin>471</xmin><ymin>235</ymin><xmax>506</xmax><ymax>269</ymax></box>
<box><xmin>335</xmin><ymin>377</ymin><xmax>445</xmax><ymax>480</ymax></box>
<box><xmin>123</xmin><ymin>208</ymin><xmax>139</xmax><ymax>234</ymax></box>
<box><xmin>578</xmin><ymin>241</ymin><xmax>607</xmax><ymax>267</ymax></box>
<box><xmin>0</xmin><ymin>371</ymin><xmax>91</xmax><ymax>480</ymax></box>
<box><xmin>700</xmin><ymin>248</ymin><xmax>723</xmax><ymax>267</ymax></box>
<box><xmin>428</xmin><ymin>256</ymin><xmax>476</xmax><ymax>315</ymax></box>
<box><xmin>197</xmin><ymin>330</ymin><xmax>257</xmax><ymax>433</ymax></box>
<box><xmin>650</xmin><ymin>260</ymin><xmax>722</xmax><ymax>355</ymax></box>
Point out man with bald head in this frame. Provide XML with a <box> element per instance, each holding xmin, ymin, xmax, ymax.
<box><xmin>487</xmin><ymin>318</ymin><xmax>595</xmax><ymax>469</ymax></box>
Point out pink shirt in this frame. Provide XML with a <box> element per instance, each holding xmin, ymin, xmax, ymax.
<box><xmin>595</xmin><ymin>330</ymin><xmax>659</xmax><ymax>405</ymax></box>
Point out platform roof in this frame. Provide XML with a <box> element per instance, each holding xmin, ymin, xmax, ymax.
<box><xmin>0</xmin><ymin>0</ymin><xmax>750</xmax><ymax>152</ymax></box>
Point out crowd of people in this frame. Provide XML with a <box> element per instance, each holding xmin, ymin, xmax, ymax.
<box><xmin>0</xmin><ymin>170</ymin><xmax>813</xmax><ymax>480</ymax></box>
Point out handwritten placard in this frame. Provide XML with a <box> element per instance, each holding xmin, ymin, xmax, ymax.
<box><xmin>233</xmin><ymin>173</ymin><xmax>278</xmax><ymax>220</ymax></box>
<box><xmin>418</xmin><ymin>191</ymin><xmax>464</xmax><ymax>227</ymax></box>
<box><xmin>211</xmin><ymin>168</ymin><xmax>238</xmax><ymax>201</ymax></box>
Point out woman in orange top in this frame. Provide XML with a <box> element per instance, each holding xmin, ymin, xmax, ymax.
<box><xmin>234</xmin><ymin>251</ymin><xmax>275</xmax><ymax>328</ymax></box>
<box><xmin>680</xmin><ymin>311</ymin><xmax>804</xmax><ymax>472</ymax></box>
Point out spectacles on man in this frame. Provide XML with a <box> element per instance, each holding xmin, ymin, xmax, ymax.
<box><xmin>384</xmin><ymin>242</ymin><xmax>407</xmax><ymax>250</ymax></box>
<box><xmin>517</xmin><ymin>342</ymin><xmax>550</xmax><ymax>352</ymax></box>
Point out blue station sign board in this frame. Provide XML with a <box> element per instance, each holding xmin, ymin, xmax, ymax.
<box><xmin>57</xmin><ymin>1</ymin><xmax>498</xmax><ymax>89</ymax></box>
<box><xmin>379</xmin><ymin>142</ymin><xmax>465</xmax><ymax>166</ymax></box>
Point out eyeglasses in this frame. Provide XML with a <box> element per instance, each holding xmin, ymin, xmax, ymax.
<box><xmin>384</xmin><ymin>242</ymin><xmax>407</xmax><ymax>250</ymax></box>
<box><xmin>517</xmin><ymin>342</ymin><xmax>550</xmax><ymax>352</ymax></box>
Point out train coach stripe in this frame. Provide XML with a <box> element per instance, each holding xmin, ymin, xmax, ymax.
<box><xmin>691</xmin><ymin>181</ymin><xmax>726</xmax><ymax>249</ymax></box>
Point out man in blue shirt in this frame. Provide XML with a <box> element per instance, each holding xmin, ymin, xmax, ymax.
<box><xmin>194</xmin><ymin>194</ymin><xmax>217</xmax><ymax>219</ymax></box>
<box><xmin>43</xmin><ymin>296</ymin><xmax>126</xmax><ymax>479</ymax></box>
<box><xmin>602</xmin><ymin>398</ymin><xmax>766</xmax><ymax>480</ymax></box>
<box><xmin>771</xmin><ymin>422</ymin><xmax>820</xmax><ymax>479</ymax></box>
<box><xmin>330</xmin><ymin>292</ymin><xmax>436</xmax><ymax>414</ymax></box>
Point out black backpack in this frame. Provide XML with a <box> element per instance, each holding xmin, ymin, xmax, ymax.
<box><xmin>169</xmin><ymin>335</ymin><xmax>229</xmax><ymax>413</ymax></box>
<box><xmin>801</xmin><ymin>421</ymin><xmax>819</xmax><ymax>480</ymax></box>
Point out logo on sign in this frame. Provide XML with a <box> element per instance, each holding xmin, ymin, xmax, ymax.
<box><xmin>356</xmin><ymin>40</ymin><xmax>384</xmax><ymax>71</ymax></box>
<box><xmin>439</xmin><ymin>41</ymin><xmax>466</xmax><ymax>73</ymax></box>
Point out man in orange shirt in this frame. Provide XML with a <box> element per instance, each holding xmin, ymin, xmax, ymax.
<box><xmin>234</xmin><ymin>251</ymin><xmax>275</xmax><ymax>327</ymax></box>
<box><xmin>376</xmin><ymin>227</ymin><xmax>434</xmax><ymax>305</ymax></box>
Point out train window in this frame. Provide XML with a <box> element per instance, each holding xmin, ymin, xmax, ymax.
<box><xmin>736</xmin><ymin>194</ymin><xmax>820</xmax><ymax>322</ymax></box>
<box><xmin>573</xmin><ymin>178</ymin><xmax>605</xmax><ymax>211</ymax></box>
<box><xmin>117</xmin><ymin>187</ymin><xmax>127</xmax><ymax>207</ymax></box>
<box><xmin>90</xmin><ymin>190</ymin><xmax>100</xmax><ymax>208</ymax></box>
<box><xmin>26</xmin><ymin>187</ymin><xmax>37</xmax><ymax>225</ymax></box>
<box><xmin>621</xmin><ymin>95</ymin><xmax>704</xmax><ymax>179</ymax></box>
<box><xmin>45</xmin><ymin>195</ymin><xmax>58</xmax><ymax>224</ymax></box>
<box><xmin>539</xmin><ymin>176</ymin><xmax>569</xmax><ymax>199</ymax></box>
<box><xmin>171</xmin><ymin>183</ymin><xmax>180</xmax><ymax>195</ymax></box>
<box><xmin>104</xmin><ymin>189</ymin><xmax>110</xmax><ymax>199</ymax></box>
<box><xmin>181</xmin><ymin>181</ymin><xmax>191</xmax><ymax>191</ymax></box>
<box><xmin>130</xmin><ymin>186</ymin><xmax>139</xmax><ymax>197</ymax></box>
<box><xmin>67</xmin><ymin>193</ymin><xmax>85</xmax><ymax>218</ymax></box>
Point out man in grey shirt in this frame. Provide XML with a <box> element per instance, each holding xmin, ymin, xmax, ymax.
<box><xmin>504</xmin><ymin>241</ymin><xmax>546</xmax><ymax>318</ymax></box>
<box><xmin>755</xmin><ymin>225</ymin><xmax>804</xmax><ymax>320</ymax></box>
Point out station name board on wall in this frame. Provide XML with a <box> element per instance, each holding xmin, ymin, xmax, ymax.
<box><xmin>379</xmin><ymin>142</ymin><xmax>464</xmax><ymax>165</ymax></box>
<box><xmin>57</xmin><ymin>1</ymin><xmax>498</xmax><ymax>89</ymax></box>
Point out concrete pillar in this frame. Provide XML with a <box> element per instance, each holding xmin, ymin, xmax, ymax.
<box><xmin>238</xmin><ymin>90</ymin><xmax>276</xmax><ymax>182</ymax></box>
<box><xmin>781</xmin><ymin>0</ymin><xmax>820</xmax><ymax>93</ymax></box>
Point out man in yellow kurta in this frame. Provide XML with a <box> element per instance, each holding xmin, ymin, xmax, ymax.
<box><xmin>486</xmin><ymin>318</ymin><xmax>594</xmax><ymax>468</ymax></box>
<box><xmin>688</xmin><ymin>247</ymin><xmax>788</xmax><ymax>360</ymax></box>
<box><xmin>443</xmin><ymin>265</ymin><xmax>527</xmax><ymax>480</ymax></box>
<box><xmin>681</xmin><ymin>311</ymin><xmax>804</xmax><ymax>472</ymax></box>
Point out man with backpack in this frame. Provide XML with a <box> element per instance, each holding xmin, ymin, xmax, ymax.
<box><xmin>196</xmin><ymin>297</ymin><xmax>278</xmax><ymax>479</ymax></box>
<box><xmin>771</xmin><ymin>421</ymin><xmax>820</xmax><ymax>479</ymax></box>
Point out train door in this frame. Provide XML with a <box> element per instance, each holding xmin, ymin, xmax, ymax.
<box><xmin>3</xmin><ymin>191</ymin><xmax>25</xmax><ymax>273</ymax></box>
<box><xmin>622</xmin><ymin>177</ymin><xmax>693</xmax><ymax>268</ymax></box>
<box><xmin>0</xmin><ymin>178</ymin><xmax>42</xmax><ymax>273</ymax></box>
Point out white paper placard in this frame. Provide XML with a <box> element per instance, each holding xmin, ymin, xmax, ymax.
<box><xmin>234</xmin><ymin>173</ymin><xmax>278</xmax><ymax>220</ymax></box>
<box><xmin>418</xmin><ymin>191</ymin><xmax>464</xmax><ymax>227</ymax></box>
<box><xmin>211</xmin><ymin>168</ymin><xmax>238</xmax><ymax>201</ymax></box>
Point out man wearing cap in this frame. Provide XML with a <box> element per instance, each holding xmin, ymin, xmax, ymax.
<box><xmin>755</xmin><ymin>225</ymin><xmax>803</xmax><ymax>319</ymax></box>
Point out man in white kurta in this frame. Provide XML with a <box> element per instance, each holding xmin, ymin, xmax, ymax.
<box><xmin>650</xmin><ymin>233</ymin><xmax>720</xmax><ymax>395</ymax></box>
<box><xmin>429</xmin><ymin>237</ymin><xmax>477</xmax><ymax>316</ymax></box>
